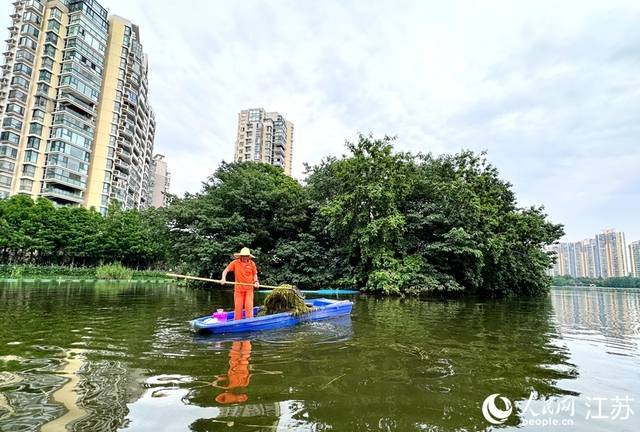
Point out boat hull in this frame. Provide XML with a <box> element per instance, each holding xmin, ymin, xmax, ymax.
<box><xmin>190</xmin><ymin>298</ymin><xmax>353</xmax><ymax>333</ymax></box>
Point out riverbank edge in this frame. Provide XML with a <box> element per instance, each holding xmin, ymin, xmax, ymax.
<box><xmin>0</xmin><ymin>277</ymin><xmax>174</xmax><ymax>283</ymax></box>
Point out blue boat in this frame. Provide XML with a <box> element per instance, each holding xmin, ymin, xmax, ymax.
<box><xmin>190</xmin><ymin>298</ymin><xmax>353</xmax><ymax>333</ymax></box>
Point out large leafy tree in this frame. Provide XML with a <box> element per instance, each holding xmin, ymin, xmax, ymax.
<box><xmin>165</xmin><ymin>162</ymin><xmax>331</xmax><ymax>286</ymax></box>
<box><xmin>306</xmin><ymin>135</ymin><xmax>563</xmax><ymax>296</ymax></box>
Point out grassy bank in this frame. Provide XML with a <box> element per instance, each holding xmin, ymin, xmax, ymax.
<box><xmin>0</xmin><ymin>264</ymin><xmax>171</xmax><ymax>281</ymax></box>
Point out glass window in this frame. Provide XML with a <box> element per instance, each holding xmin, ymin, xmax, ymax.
<box><xmin>32</xmin><ymin>109</ymin><xmax>45</xmax><ymax>122</ymax></box>
<box><xmin>16</xmin><ymin>49</ymin><xmax>35</xmax><ymax>63</ymax></box>
<box><xmin>0</xmin><ymin>146</ymin><xmax>19</xmax><ymax>159</ymax></box>
<box><xmin>11</xmin><ymin>76</ymin><xmax>30</xmax><ymax>90</ymax></box>
<box><xmin>2</xmin><ymin>117</ymin><xmax>23</xmax><ymax>130</ymax></box>
<box><xmin>21</xmin><ymin>24</ymin><xmax>40</xmax><ymax>38</ymax></box>
<box><xmin>38</xmin><ymin>69</ymin><xmax>52</xmax><ymax>83</ymax></box>
<box><xmin>41</xmin><ymin>57</ymin><xmax>54</xmax><ymax>71</ymax></box>
<box><xmin>50</xmin><ymin>8</ymin><xmax>62</xmax><ymax>20</ymax></box>
<box><xmin>23</xmin><ymin>12</ymin><xmax>42</xmax><ymax>26</ymax></box>
<box><xmin>34</xmin><ymin>96</ymin><xmax>48</xmax><ymax>109</ymax></box>
<box><xmin>22</xmin><ymin>165</ymin><xmax>36</xmax><ymax>177</ymax></box>
<box><xmin>29</xmin><ymin>123</ymin><xmax>43</xmax><ymax>135</ymax></box>
<box><xmin>19</xmin><ymin>37</ymin><xmax>38</xmax><ymax>50</ymax></box>
<box><xmin>8</xmin><ymin>89</ymin><xmax>27</xmax><ymax>102</ymax></box>
<box><xmin>0</xmin><ymin>160</ymin><xmax>15</xmax><ymax>174</ymax></box>
<box><xmin>0</xmin><ymin>175</ymin><xmax>12</xmax><ymax>187</ymax></box>
<box><xmin>36</xmin><ymin>83</ymin><xmax>50</xmax><ymax>95</ymax></box>
<box><xmin>47</xmin><ymin>19</ymin><xmax>60</xmax><ymax>32</ymax></box>
<box><xmin>13</xmin><ymin>62</ymin><xmax>33</xmax><ymax>75</ymax></box>
<box><xmin>19</xmin><ymin>179</ymin><xmax>34</xmax><ymax>192</ymax></box>
<box><xmin>45</xmin><ymin>32</ymin><xmax>58</xmax><ymax>44</ymax></box>
<box><xmin>43</xmin><ymin>44</ymin><xmax>56</xmax><ymax>58</ymax></box>
<box><xmin>27</xmin><ymin>137</ymin><xmax>41</xmax><ymax>149</ymax></box>
<box><xmin>0</xmin><ymin>131</ymin><xmax>21</xmax><ymax>145</ymax></box>
<box><xmin>24</xmin><ymin>150</ymin><xmax>39</xmax><ymax>163</ymax></box>
<box><xmin>5</xmin><ymin>104</ymin><xmax>25</xmax><ymax>116</ymax></box>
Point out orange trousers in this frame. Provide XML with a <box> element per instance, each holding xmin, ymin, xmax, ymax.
<box><xmin>234</xmin><ymin>289</ymin><xmax>254</xmax><ymax>320</ymax></box>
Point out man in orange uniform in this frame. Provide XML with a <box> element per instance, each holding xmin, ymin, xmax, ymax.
<box><xmin>220</xmin><ymin>247</ymin><xmax>259</xmax><ymax>320</ymax></box>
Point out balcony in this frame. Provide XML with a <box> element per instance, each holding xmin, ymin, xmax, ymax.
<box><xmin>25</xmin><ymin>1</ymin><xmax>44</xmax><ymax>13</ymax></box>
<box><xmin>44</xmin><ymin>170</ymin><xmax>86</xmax><ymax>189</ymax></box>
<box><xmin>42</xmin><ymin>185</ymin><xmax>84</xmax><ymax>204</ymax></box>
<box><xmin>57</xmin><ymin>92</ymin><xmax>96</xmax><ymax>116</ymax></box>
<box><xmin>115</xmin><ymin>159</ymin><xmax>130</xmax><ymax>175</ymax></box>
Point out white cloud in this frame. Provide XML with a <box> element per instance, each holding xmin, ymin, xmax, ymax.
<box><xmin>1</xmin><ymin>0</ymin><xmax>639</xmax><ymax>241</ymax></box>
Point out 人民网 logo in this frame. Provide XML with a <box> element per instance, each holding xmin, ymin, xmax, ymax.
<box><xmin>482</xmin><ymin>393</ymin><xmax>513</xmax><ymax>424</ymax></box>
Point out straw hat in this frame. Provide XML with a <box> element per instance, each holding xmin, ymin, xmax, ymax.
<box><xmin>233</xmin><ymin>247</ymin><xmax>255</xmax><ymax>258</ymax></box>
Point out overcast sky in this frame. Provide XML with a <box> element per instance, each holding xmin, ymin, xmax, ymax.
<box><xmin>4</xmin><ymin>0</ymin><xmax>639</xmax><ymax>242</ymax></box>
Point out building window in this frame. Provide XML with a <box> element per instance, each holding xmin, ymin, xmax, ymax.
<box><xmin>41</xmin><ymin>57</ymin><xmax>54</xmax><ymax>71</ymax></box>
<box><xmin>36</xmin><ymin>83</ymin><xmax>50</xmax><ymax>95</ymax></box>
<box><xmin>19</xmin><ymin>179</ymin><xmax>34</xmax><ymax>192</ymax></box>
<box><xmin>0</xmin><ymin>175</ymin><xmax>12</xmax><ymax>187</ymax></box>
<box><xmin>38</xmin><ymin>70</ymin><xmax>52</xmax><ymax>83</ymax></box>
<box><xmin>43</xmin><ymin>44</ymin><xmax>56</xmax><ymax>58</ymax></box>
<box><xmin>22</xmin><ymin>165</ymin><xmax>36</xmax><ymax>177</ymax></box>
<box><xmin>19</xmin><ymin>37</ymin><xmax>38</xmax><ymax>50</ymax></box>
<box><xmin>24</xmin><ymin>150</ymin><xmax>39</xmax><ymax>163</ymax></box>
<box><xmin>45</xmin><ymin>32</ymin><xmax>58</xmax><ymax>45</ymax></box>
<box><xmin>47</xmin><ymin>19</ymin><xmax>60</xmax><ymax>32</ymax></box>
<box><xmin>13</xmin><ymin>62</ymin><xmax>33</xmax><ymax>76</ymax></box>
<box><xmin>21</xmin><ymin>24</ymin><xmax>40</xmax><ymax>38</ymax></box>
<box><xmin>16</xmin><ymin>49</ymin><xmax>35</xmax><ymax>63</ymax></box>
<box><xmin>50</xmin><ymin>8</ymin><xmax>63</xmax><ymax>21</ymax></box>
<box><xmin>29</xmin><ymin>123</ymin><xmax>43</xmax><ymax>135</ymax></box>
<box><xmin>0</xmin><ymin>131</ymin><xmax>21</xmax><ymax>145</ymax></box>
<box><xmin>8</xmin><ymin>89</ymin><xmax>27</xmax><ymax>102</ymax></box>
<box><xmin>2</xmin><ymin>117</ymin><xmax>23</xmax><ymax>130</ymax></box>
<box><xmin>27</xmin><ymin>136</ymin><xmax>41</xmax><ymax>149</ymax></box>
<box><xmin>11</xmin><ymin>76</ymin><xmax>30</xmax><ymax>90</ymax></box>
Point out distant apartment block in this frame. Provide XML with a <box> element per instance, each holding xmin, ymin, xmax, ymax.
<box><xmin>547</xmin><ymin>229</ymin><xmax>630</xmax><ymax>278</ymax></box>
<box><xmin>234</xmin><ymin>108</ymin><xmax>293</xmax><ymax>176</ymax></box>
<box><xmin>0</xmin><ymin>0</ymin><xmax>156</xmax><ymax>214</ymax></box>
<box><xmin>150</xmin><ymin>153</ymin><xmax>169</xmax><ymax>207</ymax></box>
<box><xmin>630</xmin><ymin>241</ymin><xmax>640</xmax><ymax>278</ymax></box>
<box><xmin>596</xmin><ymin>229</ymin><xmax>627</xmax><ymax>278</ymax></box>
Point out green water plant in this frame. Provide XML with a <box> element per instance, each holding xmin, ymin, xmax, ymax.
<box><xmin>95</xmin><ymin>263</ymin><xmax>133</xmax><ymax>280</ymax></box>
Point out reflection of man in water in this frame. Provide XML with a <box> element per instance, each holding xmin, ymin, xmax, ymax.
<box><xmin>212</xmin><ymin>341</ymin><xmax>252</xmax><ymax>404</ymax></box>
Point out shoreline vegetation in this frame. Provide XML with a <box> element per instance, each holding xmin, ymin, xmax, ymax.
<box><xmin>0</xmin><ymin>264</ymin><xmax>171</xmax><ymax>281</ymax></box>
<box><xmin>0</xmin><ymin>136</ymin><xmax>563</xmax><ymax>297</ymax></box>
<box><xmin>552</xmin><ymin>275</ymin><xmax>640</xmax><ymax>288</ymax></box>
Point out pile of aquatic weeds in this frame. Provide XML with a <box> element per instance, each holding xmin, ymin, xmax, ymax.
<box><xmin>259</xmin><ymin>284</ymin><xmax>311</xmax><ymax>316</ymax></box>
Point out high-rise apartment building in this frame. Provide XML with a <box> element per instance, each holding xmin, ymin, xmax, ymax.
<box><xmin>595</xmin><ymin>229</ymin><xmax>627</xmax><ymax>278</ymax></box>
<box><xmin>0</xmin><ymin>0</ymin><xmax>155</xmax><ymax>214</ymax></box>
<box><xmin>629</xmin><ymin>241</ymin><xmax>640</xmax><ymax>278</ymax></box>
<box><xmin>580</xmin><ymin>238</ymin><xmax>600</xmax><ymax>278</ymax></box>
<box><xmin>234</xmin><ymin>108</ymin><xmax>293</xmax><ymax>176</ymax></box>
<box><xmin>546</xmin><ymin>232</ymin><xmax>629</xmax><ymax>279</ymax></box>
<box><xmin>149</xmin><ymin>153</ymin><xmax>169</xmax><ymax>208</ymax></box>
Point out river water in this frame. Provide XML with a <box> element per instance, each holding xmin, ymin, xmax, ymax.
<box><xmin>0</xmin><ymin>283</ymin><xmax>638</xmax><ymax>431</ymax></box>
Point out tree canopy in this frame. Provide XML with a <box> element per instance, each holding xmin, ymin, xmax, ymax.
<box><xmin>0</xmin><ymin>135</ymin><xmax>563</xmax><ymax>296</ymax></box>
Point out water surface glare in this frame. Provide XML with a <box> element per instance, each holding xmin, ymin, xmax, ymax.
<box><xmin>0</xmin><ymin>283</ymin><xmax>638</xmax><ymax>431</ymax></box>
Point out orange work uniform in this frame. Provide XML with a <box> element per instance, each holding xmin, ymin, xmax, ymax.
<box><xmin>224</xmin><ymin>258</ymin><xmax>257</xmax><ymax>320</ymax></box>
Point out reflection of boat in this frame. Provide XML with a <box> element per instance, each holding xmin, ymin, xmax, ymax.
<box><xmin>191</xmin><ymin>298</ymin><xmax>353</xmax><ymax>333</ymax></box>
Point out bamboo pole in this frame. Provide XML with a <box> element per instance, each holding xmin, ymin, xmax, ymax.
<box><xmin>166</xmin><ymin>273</ymin><xmax>282</xmax><ymax>289</ymax></box>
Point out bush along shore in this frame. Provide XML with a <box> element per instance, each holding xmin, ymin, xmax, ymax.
<box><xmin>0</xmin><ymin>264</ymin><xmax>172</xmax><ymax>281</ymax></box>
<box><xmin>553</xmin><ymin>275</ymin><xmax>640</xmax><ymax>288</ymax></box>
<box><xmin>0</xmin><ymin>135</ymin><xmax>563</xmax><ymax>297</ymax></box>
